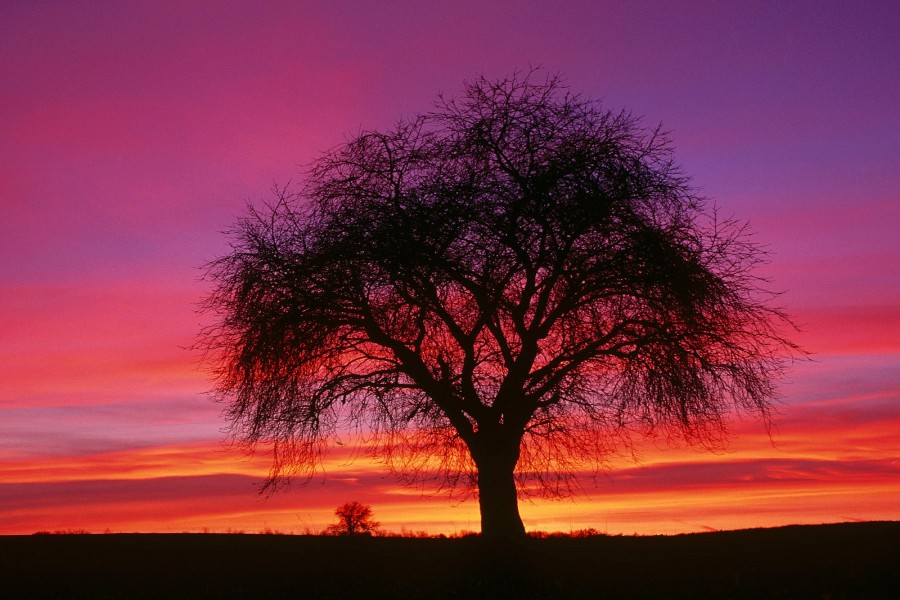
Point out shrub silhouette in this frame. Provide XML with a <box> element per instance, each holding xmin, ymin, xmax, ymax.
<box><xmin>325</xmin><ymin>501</ymin><xmax>380</xmax><ymax>536</ymax></box>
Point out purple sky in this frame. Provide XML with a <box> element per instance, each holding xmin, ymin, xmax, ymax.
<box><xmin>1</xmin><ymin>1</ymin><xmax>898</xmax><ymax>534</ymax></box>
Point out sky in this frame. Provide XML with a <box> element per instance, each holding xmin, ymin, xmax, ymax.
<box><xmin>1</xmin><ymin>0</ymin><xmax>898</xmax><ymax>535</ymax></box>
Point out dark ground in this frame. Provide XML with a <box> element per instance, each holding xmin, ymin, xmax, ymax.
<box><xmin>1</xmin><ymin>521</ymin><xmax>898</xmax><ymax>599</ymax></box>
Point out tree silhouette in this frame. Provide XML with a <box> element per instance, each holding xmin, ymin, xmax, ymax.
<box><xmin>325</xmin><ymin>501</ymin><xmax>380</xmax><ymax>536</ymax></box>
<box><xmin>200</xmin><ymin>72</ymin><xmax>798</xmax><ymax>539</ymax></box>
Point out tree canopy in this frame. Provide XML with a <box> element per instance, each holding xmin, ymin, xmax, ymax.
<box><xmin>325</xmin><ymin>501</ymin><xmax>380</xmax><ymax>536</ymax></box>
<box><xmin>200</xmin><ymin>72</ymin><xmax>797</xmax><ymax>538</ymax></box>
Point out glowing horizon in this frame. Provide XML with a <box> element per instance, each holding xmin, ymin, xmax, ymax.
<box><xmin>2</xmin><ymin>1</ymin><xmax>898</xmax><ymax>536</ymax></box>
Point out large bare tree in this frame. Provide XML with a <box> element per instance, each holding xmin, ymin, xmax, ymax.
<box><xmin>200</xmin><ymin>73</ymin><xmax>797</xmax><ymax>539</ymax></box>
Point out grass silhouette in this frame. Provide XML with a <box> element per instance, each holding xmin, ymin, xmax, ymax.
<box><xmin>3</xmin><ymin>522</ymin><xmax>898</xmax><ymax>598</ymax></box>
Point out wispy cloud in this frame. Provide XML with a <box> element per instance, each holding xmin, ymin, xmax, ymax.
<box><xmin>1</xmin><ymin>0</ymin><xmax>897</xmax><ymax>535</ymax></box>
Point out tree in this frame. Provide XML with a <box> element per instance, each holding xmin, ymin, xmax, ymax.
<box><xmin>325</xmin><ymin>501</ymin><xmax>380</xmax><ymax>536</ymax></box>
<box><xmin>200</xmin><ymin>72</ymin><xmax>798</xmax><ymax>540</ymax></box>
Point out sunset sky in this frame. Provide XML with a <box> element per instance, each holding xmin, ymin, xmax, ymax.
<box><xmin>2</xmin><ymin>1</ymin><xmax>898</xmax><ymax>536</ymax></box>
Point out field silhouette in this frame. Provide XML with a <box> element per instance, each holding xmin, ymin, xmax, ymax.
<box><xmin>2</xmin><ymin>522</ymin><xmax>897</xmax><ymax>598</ymax></box>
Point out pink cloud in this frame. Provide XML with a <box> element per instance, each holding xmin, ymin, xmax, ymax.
<box><xmin>0</xmin><ymin>278</ymin><xmax>204</xmax><ymax>407</ymax></box>
<box><xmin>748</xmin><ymin>305</ymin><xmax>900</xmax><ymax>363</ymax></box>
<box><xmin>3</xmin><ymin>451</ymin><xmax>896</xmax><ymax>535</ymax></box>
<box><xmin>2</xmin><ymin>1</ymin><xmax>898</xmax><ymax>536</ymax></box>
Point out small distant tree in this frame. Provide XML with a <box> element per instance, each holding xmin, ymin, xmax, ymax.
<box><xmin>325</xmin><ymin>501</ymin><xmax>380</xmax><ymax>536</ymax></box>
<box><xmin>200</xmin><ymin>71</ymin><xmax>799</xmax><ymax>539</ymax></box>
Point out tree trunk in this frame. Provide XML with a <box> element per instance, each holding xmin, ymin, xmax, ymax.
<box><xmin>474</xmin><ymin>443</ymin><xmax>526</xmax><ymax>540</ymax></box>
